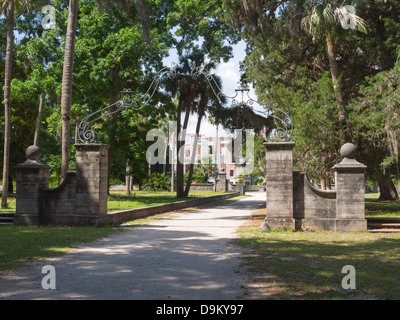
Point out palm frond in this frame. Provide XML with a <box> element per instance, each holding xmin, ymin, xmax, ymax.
<box><xmin>334</xmin><ymin>6</ymin><xmax>367</xmax><ymax>31</ymax></box>
<box><xmin>302</xmin><ymin>3</ymin><xmax>368</xmax><ymax>39</ymax></box>
<box><xmin>322</xmin><ymin>3</ymin><xmax>335</xmax><ymax>25</ymax></box>
<box><xmin>301</xmin><ymin>10</ymin><xmax>320</xmax><ymax>38</ymax></box>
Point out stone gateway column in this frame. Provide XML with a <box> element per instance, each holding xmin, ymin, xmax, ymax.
<box><xmin>333</xmin><ymin>143</ymin><xmax>367</xmax><ymax>232</ymax></box>
<box><xmin>14</xmin><ymin>146</ymin><xmax>50</xmax><ymax>225</ymax></box>
<box><xmin>260</xmin><ymin>141</ymin><xmax>296</xmax><ymax>231</ymax></box>
<box><xmin>74</xmin><ymin>144</ymin><xmax>109</xmax><ymax>226</ymax></box>
<box><xmin>216</xmin><ymin>170</ymin><xmax>228</xmax><ymax>192</ymax></box>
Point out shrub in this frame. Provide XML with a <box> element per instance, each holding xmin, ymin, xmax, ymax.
<box><xmin>193</xmin><ymin>171</ymin><xmax>208</xmax><ymax>183</ymax></box>
<box><xmin>142</xmin><ymin>173</ymin><xmax>171</xmax><ymax>191</ymax></box>
<box><xmin>109</xmin><ymin>176</ymin><xmax>124</xmax><ymax>186</ymax></box>
<box><xmin>184</xmin><ymin>171</ymin><xmax>208</xmax><ymax>184</ymax></box>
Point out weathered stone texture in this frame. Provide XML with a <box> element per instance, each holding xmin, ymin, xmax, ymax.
<box><xmin>216</xmin><ymin>173</ymin><xmax>228</xmax><ymax>192</ymax></box>
<box><xmin>262</xmin><ymin>142</ymin><xmax>367</xmax><ymax>232</ymax></box>
<box><xmin>75</xmin><ymin>144</ymin><xmax>109</xmax><ymax>218</ymax></box>
<box><xmin>261</xmin><ymin>142</ymin><xmax>295</xmax><ymax>230</ymax></box>
<box><xmin>40</xmin><ymin>171</ymin><xmax>76</xmax><ymax>225</ymax></box>
<box><xmin>14</xmin><ymin>144</ymin><xmax>109</xmax><ymax>226</ymax></box>
<box><xmin>184</xmin><ymin>183</ymin><xmax>214</xmax><ymax>191</ymax></box>
<box><xmin>333</xmin><ymin>156</ymin><xmax>367</xmax><ymax>231</ymax></box>
<box><xmin>14</xmin><ymin>159</ymin><xmax>50</xmax><ymax>225</ymax></box>
<box><xmin>294</xmin><ymin>172</ymin><xmax>336</xmax><ymax>220</ymax></box>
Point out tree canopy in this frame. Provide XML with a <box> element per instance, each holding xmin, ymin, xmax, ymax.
<box><xmin>223</xmin><ymin>0</ymin><xmax>400</xmax><ymax>197</ymax></box>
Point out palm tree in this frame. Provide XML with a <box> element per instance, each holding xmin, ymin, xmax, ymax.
<box><xmin>298</xmin><ymin>3</ymin><xmax>366</xmax><ymax>136</ymax></box>
<box><xmin>184</xmin><ymin>80</ymin><xmax>225</xmax><ymax>197</ymax></box>
<box><xmin>60</xmin><ymin>0</ymin><xmax>79</xmax><ymax>182</ymax></box>
<box><xmin>289</xmin><ymin>2</ymin><xmax>367</xmax><ymax>189</ymax></box>
<box><xmin>0</xmin><ymin>0</ymin><xmax>14</xmax><ymax>208</ymax></box>
<box><xmin>0</xmin><ymin>0</ymin><xmax>31</xmax><ymax>208</ymax></box>
<box><xmin>208</xmin><ymin>115</ymin><xmax>220</xmax><ymax>192</ymax></box>
<box><xmin>165</xmin><ymin>54</ymin><xmax>200</xmax><ymax>198</ymax></box>
<box><xmin>183</xmin><ymin>56</ymin><xmax>226</xmax><ymax>197</ymax></box>
<box><xmin>165</xmin><ymin>50</ymin><xmax>226</xmax><ymax>198</ymax></box>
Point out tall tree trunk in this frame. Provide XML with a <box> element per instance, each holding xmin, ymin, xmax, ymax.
<box><xmin>163</xmin><ymin>126</ymin><xmax>168</xmax><ymax>175</ymax></box>
<box><xmin>107</xmin><ymin>71</ymin><xmax>119</xmax><ymax>193</ymax></box>
<box><xmin>171</xmin><ymin>160</ymin><xmax>175</xmax><ymax>192</ymax></box>
<box><xmin>176</xmin><ymin>99</ymin><xmax>186</xmax><ymax>198</ymax></box>
<box><xmin>170</xmin><ymin>125</ymin><xmax>176</xmax><ymax>192</ymax></box>
<box><xmin>34</xmin><ymin>90</ymin><xmax>46</xmax><ymax>146</ymax></box>
<box><xmin>325</xmin><ymin>175</ymin><xmax>331</xmax><ymax>190</ymax></box>
<box><xmin>74</xmin><ymin>117</ymin><xmax>79</xmax><ymax>142</ymax></box>
<box><xmin>378</xmin><ymin>178</ymin><xmax>399</xmax><ymax>201</ymax></box>
<box><xmin>214</xmin><ymin>124</ymin><xmax>218</xmax><ymax>192</ymax></box>
<box><xmin>163</xmin><ymin>148</ymin><xmax>167</xmax><ymax>174</ymax></box>
<box><xmin>326</xmin><ymin>36</ymin><xmax>346</xmax><ymax>142</ymax></box>
<box><xmin>2</xmin><ymin>0</ymin><xmax>14</xmax><ymax>209</ymax></box>
<box><xmin>320</xmin><ymin>177</ymin><xmax>326</xmax><ymax>190</ymax></box>
<box><xmin>373</xmin><ymin>181</ymin><xmax>379</xmax><ymax>193</ymax></box>
<box><xmin>126</xmin><ymin>160</ymin><xmax>131</xmax><ymax>196</ymax></box>
<box><xmin>397</xmin><ymin>179</ymin><xmax>400</xmax><ymax>194</ymax></box>
<box><xmin>8</xmin><ymin>175</ymin><xmax>13</xmax><ymax>195</ymax></box>
<box><xmin>60</xmin><ymin>0</ymin><xmax>79</xmax><ymax>182</ymax></box>
<box><xmin>170</xmin><ymin>129</ymin><xmax>175</xmax><ymax>192</ymax></box>
<box><xmin>184</xmin><ymin>113</ymin><xmax>203</xmax><ymax>197</ymax></box>
<box><xmin>182</xmin><ymin>109</ymin><xmax>190</xmax><ymax>134</ymax></box>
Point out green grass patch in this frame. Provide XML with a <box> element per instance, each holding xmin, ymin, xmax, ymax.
<box><xmin>0</xmin><ymin>225</ymin><xmax>120</xmax><ymax>273</ymax></box>
<box><xmin>235</xmin><ymin>209</ymin><xmax>400</xmax><ymax>300</ymax></box>
<box><xmin>107</xmin><ymin>190</ymin><xmax>229</xmax><ymax>212</ymax></box>
<box><xmin>0</xmin><ymin>194</ymin><xmax>15</xmax><ymax>212</ymax></box>
<box><xmin>365</xmin><ymin>193</ymin><xmax>400</xmax><ymax>218</ymax></box>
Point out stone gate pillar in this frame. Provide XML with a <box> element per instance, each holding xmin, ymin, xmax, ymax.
<box><xmin>333</xmin><ymin>143</ymin><xmax>367</xmax><ymax>232</ymax></box>
<box><xmin>216</xmin><ymin>170</ymin><xmax>228</xmax><ymax>192</ymax></box>
<box><xmin>14</xmin><ymin>146</ymin><xmax>50</xmax><ymax>225</ymax></box>
<box><xmin>75</xmin><ymin>144</ymin><xmax>109</xmax><ymax>225</ymax></box>
<box><xmin>260</xmin><ymin>142</ymin><xmax>296</xmax><ymax>230</ymax></box>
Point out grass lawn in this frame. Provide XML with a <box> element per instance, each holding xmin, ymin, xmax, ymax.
<box><xmin>107</xmin><ymin>190</ymin><xmax>229</xmax><ymax>212</ymax></box>
<box><xmin>0</xmin><ymin>225</ymin><xmax>120</xmax><ymax>273</ymax></box>
<box><xmin>0</xmin><ymin>194</ymin><xmax>15</xmax><ymax>212</ymax></box>
<box><xmin>235</xmin><ymin>208</ymin><xmax>400</xmax><ymax>300</ymax></box>
<box><xmin>365</xmin><ymin>193</ymin><xmax>400</xmax><ymax>218</ymax></box>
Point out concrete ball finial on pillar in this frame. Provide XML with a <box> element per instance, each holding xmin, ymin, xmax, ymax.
<box><xmin>340</xmin><ymin>143</ymin><xmax>357</xmax><ymax>159</ymax></box>
<box><xmin>26</xmin><ymin>145</ymin><xmax>41</xmax><ymax>161</ymax></box>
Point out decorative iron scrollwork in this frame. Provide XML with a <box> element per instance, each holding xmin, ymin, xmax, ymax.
<box><xmin>77</xmin><ymin>65</ymin><xmax>177</xmax><ymax>144</ymax></box>
<box><xmin>77</xmin><ymin>63</ymin><xmax>293</xmax><ymax>144</ymax></box>
<box><xmin>227</xmin><ymin>86</ymin><xmax>293</xmax><ymax>142</ymax></box>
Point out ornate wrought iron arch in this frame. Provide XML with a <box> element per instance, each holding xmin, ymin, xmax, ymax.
<box><xmin>77</xmin><ymin>62</ymin><xmax>293</xmax><ymax>144</ymax></box>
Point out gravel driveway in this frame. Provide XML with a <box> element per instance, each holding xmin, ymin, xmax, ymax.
<box><xmin>0</xmin><ymin>192</ymin><xmax>265</xmax><ymax>300</ymax></box>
